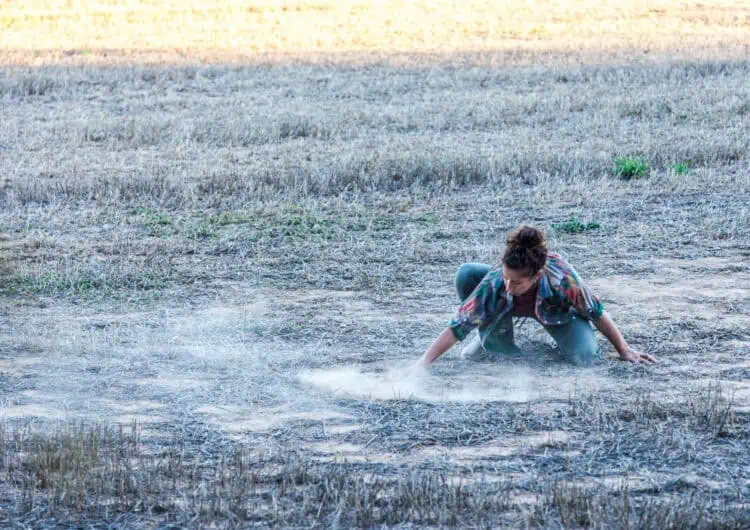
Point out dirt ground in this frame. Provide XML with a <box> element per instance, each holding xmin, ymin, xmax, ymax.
<box><xmin>2</xmin><ymin>183</ymin><xmax>749</xmax><ymax>526</ymax></box>
<box><xmin>1</xmin><ymin>4</ymin><xmax>750</xmax><ymax>527</ymax></box>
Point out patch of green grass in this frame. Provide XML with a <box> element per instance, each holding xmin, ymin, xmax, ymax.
<box><xmin>413</xmin><ymin>213</ymin><xmax>440</xmax><ymax>225</ymax></box>
<box><xmin>148</xmin><ymin>225</ymin><xmax>178</xmax><ymax>238</ymax></box>
<box><xmin>369</xmin><ymin>215</ymin><xmax>399</xmax><ymax>231</ymax></box>
<box><xmin>274</xmin><ymin>213</ymin><xmax>338</xmax><ymax>239</ymax></box>
<box><xmin>670</xmin><ymin>161</ymin><xmax>690</xmax><ymax>175</ymax></box>
<box><xmin>612</xmin><ymin>156</ymin><xmax>649</xmax><ymax>179</ymax></box>
<box><xmin>245</xmin><ymin>213</ymin><xmax>338</xmax><ymax>242</ymax></box>
<box><xmin>1</xmin><ymin>273</ymin><xmax>103</xmax><ymax>296</ymax></box>
<box><xmin>208</xmin><ymin>210</ymin><xmax>256</xmax><ymax>226</ymax></box>
<box><xmin>185</xmin><ymin>222</ymin><xmax>218</xmax><ymax>240</ymax></box>
<box><xmin>1</xmin><ymin>269</ymin><xmax>170</xmax><ymax>297</ymax></box>
<box><xmin>129</xmin><ymin>207</ymin><xmax>172</xmax><ymax>226</ymax></box>
<box><xmin>552</xmin><ymin>218</ymin><xmax>601</xmax><ymax>234</ymax></box>
<box><xmin>127</xmin><ymin>208</ymin><xmax>179</xmax><ymax>238</ymax></box>
<box><xmin>245</xmin><ymin>205</ymin><xmax>373</xmax><ymax>241</ymax></box>
<box><xmin>131</xmin><ymin>273</ymin><xmax>170</xmax><ymax>291</ymax></box>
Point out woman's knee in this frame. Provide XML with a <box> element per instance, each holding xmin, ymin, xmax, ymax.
<box><xmin>565</xmin><ymin>339</ymin><xmax>600</xmax><ymax>367</ymax></box>
<box><xmin>455</xmin><ymin>263</ymin><xmax>490</xmax><ymax>301</ymax></box>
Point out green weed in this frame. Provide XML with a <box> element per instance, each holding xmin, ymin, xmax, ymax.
<box><xmin>185</xmin><ymin>222</ymin><xmax>218</xmax><ymax>240</ymax></box>
<box><xmin>208</xmin><ymin>210</ymin><xmax>255</xmax><ymax>226</ymax></box>
<box><xmin>413</xmin><ymin>213</ymin><xmax>440</xmax><ymax>225</ymax></box>
<box><xmin>275</xmin><ymin>214</ymin><xmax>337</xmax><ymax>239</ymax></box>
<box><xmin>613</xmin><ymin>156</ymin><xmax>649</xmax><ymax>179</ymax></box>
<box><xmin>248</xmin><ymin>206</ymin><xmax>371</xmax><ymax>241</ymax></box>
<box><xmin>129</xmin><ymin>207</ymin><xmax>172</xmax><ymax>226</ymax></box>
<box><xmin>127</xmin><ymin>208</ymin><xmax>178</xmax><ymax>238</ymax></box>
<box><xmin>552</xmin><ymin>218</ymin><xmax>601</xmax><ymax>234</ymax></box>
<box><xmin>369</xmin><ymin>215</ymin><xmax>398</xmax><ymax>231</ymax></box>
<box><xmin>670</xmin><ymin>161</ymin><xmax>690</xmax><ymax>175</ymax></box>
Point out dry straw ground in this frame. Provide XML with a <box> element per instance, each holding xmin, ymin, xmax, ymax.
<box><xmin>2</xmin><ymin>0</ymin><xmax>748</xmax><ymax>58</ymax></box>
<box><xmin>1</xmin><ymin>1</ymin><xmax>749</xmax><ymax>528</ymax></box>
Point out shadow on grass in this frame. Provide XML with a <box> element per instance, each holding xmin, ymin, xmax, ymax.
<box><xmin>2</xmin><ymin>382</ymin><xmax>747</xmax><ymax>527</ymax></box>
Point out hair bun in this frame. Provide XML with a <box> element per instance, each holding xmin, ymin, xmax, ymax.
<box><xmin>507</xmin><ymin>226</ymin><xmax>545</xmax><ymax>250</ymax></box>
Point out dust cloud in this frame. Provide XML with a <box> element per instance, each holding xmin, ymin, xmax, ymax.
<box><xmin>298</xmin><ymin>364</ymin><xmax>535</xmax><ymax>403</ymax></box>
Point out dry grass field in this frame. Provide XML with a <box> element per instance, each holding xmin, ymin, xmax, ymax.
<box><xmin>2</xmin><ymin>0</ymin><xmax>750</xmax><ymax>65</ymax></box>
<box><xmin>1</xmin><ymin>1</ymin><xmax>749</xmax><ymax>528</ymax></box>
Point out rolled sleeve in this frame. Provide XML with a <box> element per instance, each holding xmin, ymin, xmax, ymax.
<box><xmin>447</xmin><ymin>278</ymin><xmax>496</xmax><ymax>341</ymax></box>
<box><xmin>583</xmin><ymin>292</ymin><xmax>604</xmax><ymax>321</ymax></box>
<box><xmin>562</xmin><ymin>265</ymin><xmax>604</xmax><ymax>321</ymax></box>
<box><xmin>449</xmin><ymin>321</ymin><xmax>468</xmax><ymax>341</ymax></box>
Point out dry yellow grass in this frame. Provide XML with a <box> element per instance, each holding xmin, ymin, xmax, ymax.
<box><xmin>1</xmin><ymin>0</ymin><xmax>749</xmax><ymax>64</ymax></box>
<box><xmin>1</xmin><ymin>2</ymin><xmax>749</xmax><ymax>527</ymax></box>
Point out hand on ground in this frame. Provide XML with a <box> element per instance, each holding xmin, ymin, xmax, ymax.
<box><xmin>407</xmin><ymin>359</ymin><xmax>430</xmax><ymax>377</ymax></box>
<box><xmin>618</xmin><ymin>346</ymin><xmax>657</xmax><ymax>364</ymax></box>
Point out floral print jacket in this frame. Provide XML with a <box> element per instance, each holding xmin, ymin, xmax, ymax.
<box><xmin>449</xmin><ymin>252</ymin><xmax>604</xmax><ymax>341</ymax></box>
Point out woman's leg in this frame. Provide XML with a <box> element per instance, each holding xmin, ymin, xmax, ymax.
<box><xmin>480</xmin><ymin>312</ymin><xmax>521</xmax><ymax>355</ymax></box>
<box><xmin>542</xmin><ymin>313</ymin><xmax>601</xmax><ymax>366</ymax></box>
<box><xmin>454</xmin><ymin>263</ymin><xmax>491</xmax><ymax>301</ymax></box>
<box><xmin>454</xmin><ymin>263</ymin><xmax>520</xmax><ymax>357</ymax></box>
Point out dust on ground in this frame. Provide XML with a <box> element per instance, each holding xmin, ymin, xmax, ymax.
<box><xmin>2</xmin><ymin>252</ymin><xmax>748</xmax><ymax>438</ymax></box>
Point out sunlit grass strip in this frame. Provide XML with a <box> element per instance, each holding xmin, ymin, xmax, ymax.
<box><xmin>1</xmin><ymin>0</ymin><xmax>749</xmax><ymax>56</ymax></box>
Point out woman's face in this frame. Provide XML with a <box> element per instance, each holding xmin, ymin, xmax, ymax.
<box><xmin>502</xmin><ymin>265</ymin><xmax>541</xmax><ymax>296</ymax></box>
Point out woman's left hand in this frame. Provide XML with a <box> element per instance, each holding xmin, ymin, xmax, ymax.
<box><xmin>618</xmin><ymin>346</ymin><xmax>657</xmax><ymax>364</ymax></box>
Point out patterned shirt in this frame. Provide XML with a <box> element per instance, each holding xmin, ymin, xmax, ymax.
<box><xmin>449</xmin><ymin>252</ymin><xmax>604</xmax><ymax>341</ymax></box>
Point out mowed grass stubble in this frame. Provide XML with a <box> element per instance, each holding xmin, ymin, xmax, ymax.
<box><xmin>1</xmin><ymin>1</ymin><xmax>749</xmax><ymax>528</ymax></box>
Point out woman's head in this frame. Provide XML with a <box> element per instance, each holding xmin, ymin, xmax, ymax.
<box><xmin>502</xmin><ymin>226</ymin><xmax>547</xmax><ymax>295</ymax></box>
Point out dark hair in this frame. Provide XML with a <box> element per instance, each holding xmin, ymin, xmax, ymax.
<box><xmin>502</xmin><ymin>226</ymin><xmax>547</xmax><ymax>276</ymax></box>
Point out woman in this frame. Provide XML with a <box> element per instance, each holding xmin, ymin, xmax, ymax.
<box><xmin>416</xmin><ymin>226</ymin><xmax>657</xmax><ymax>368</ymax></box>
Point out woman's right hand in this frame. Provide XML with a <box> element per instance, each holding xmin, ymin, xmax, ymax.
<box><xmin>408</xmin><ymin>358</ymin><xmax>430</xmax><ymax>377</ymax></box>
<box><xmin>416</xmin><ymin>327</ymin><xmax>458</xmax><ymax>369</ymax></box>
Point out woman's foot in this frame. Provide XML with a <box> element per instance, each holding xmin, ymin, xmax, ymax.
<box><xmin>460</xmin><ymin>334</ymin><xmax>486</xmax><ymax>361</ymax></box>
<box><xmin>461</xmin><ymin>333</ymin><xmax>523</xmax><ymax>361</ymax></box>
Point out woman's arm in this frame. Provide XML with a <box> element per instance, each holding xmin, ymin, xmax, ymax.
<box><xmin>593</xmin><ymin>312</ymin><xmax>657</xmax><ymax>363</ymax></box>
<box><xmin>416</xmin><ymin>327</ymin><xmax>458</xmax><ymax>368</ymax></box>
